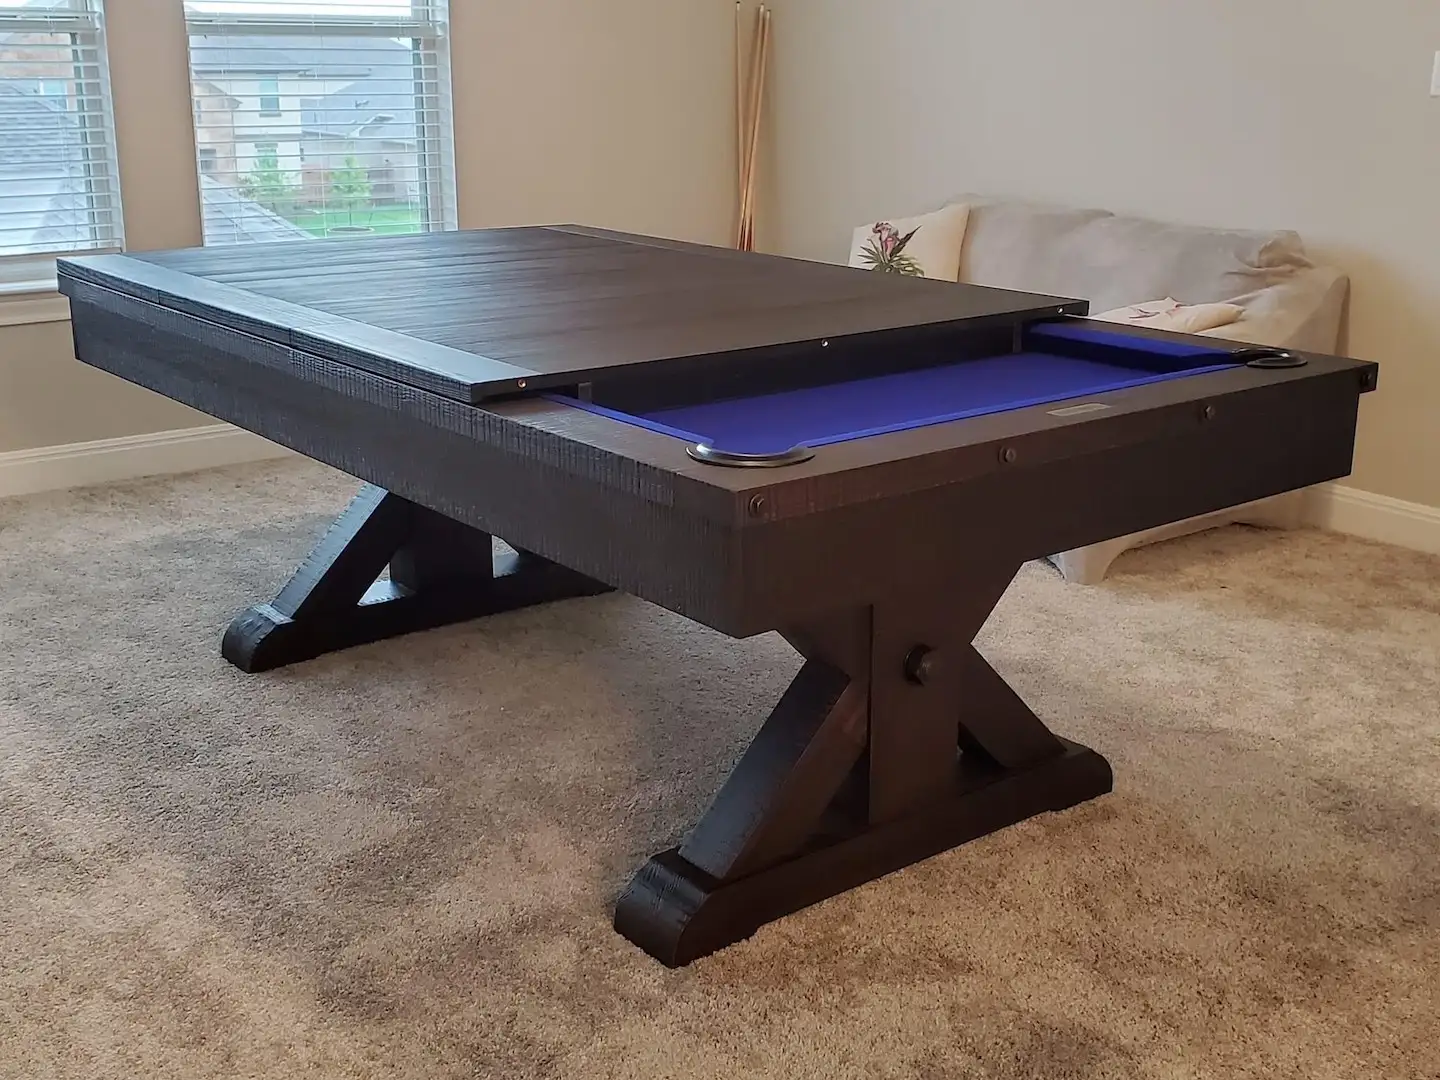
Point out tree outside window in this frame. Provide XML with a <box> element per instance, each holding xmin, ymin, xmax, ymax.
<box><xmin>239</xmin><ymin>142</ymin><xmax>298</xmax><ymax>215</ymax></box>
<box><xmin>181</xmin><ymin>1</ymin><xmax>458</xmax><ymax>245</ymax></box>
<box><xmin>329</xmin><ymin>155</ymin><xmax>373</xmax><ymax>229</ymax></box>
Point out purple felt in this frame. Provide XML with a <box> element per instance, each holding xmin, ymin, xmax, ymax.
<box><xmin>627</xmin><ymin>352</ymin><xmax>1236</xmax><ymax>455</ymax></box>
<box><xmin>1028</xmin><ymin>321</ymin><xmax>1232</xmax><ymax>358</ymax></box>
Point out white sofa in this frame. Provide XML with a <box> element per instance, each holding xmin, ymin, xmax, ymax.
<box><xmin>950</xmin><ymin>194</ymin><xmax>1350</xmax><ymax>584</ymax></box>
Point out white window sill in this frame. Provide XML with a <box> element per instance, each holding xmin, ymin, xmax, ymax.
<box><xmin>0</xmin><ymin>279</ymin><xmax>70</xmax><ymax>328</ymax></box>
<box><xmin>0</xmin><ymin>275</ymin><xmax>59</xmax><ymax>296</ymax></box>
<box><xmin>1</xmin><ymin>252</ymin><xmax>107</xmax><ymax>327</ymax></box>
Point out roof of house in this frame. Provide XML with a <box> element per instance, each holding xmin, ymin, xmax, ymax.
<box><xmin>0</xmin><ymin>83</ymin><xmax>108</xmax><ymax>255</ymax></box>
<box><xmin>186</xmin><ymin>34</ymin><xmax>421</xmax><ymax>145</ymax></box>
<box><xmin>0</xmin><ymin>83</ymin><xmax>310</xmax><ymax>254</ymax></box>
<box><xmin>196</xmin><ymin>175</ymin><xmax>312</xmax><ymax>245</ymax></box>
<box><xmin>187</xmin><ymin>34</ymin><xmax>409</xmax><ymax>77</ymax></box>
<box><xmin>301</xmin><ymin>77</ymin><xmax>419</xmax><ymax>143</ymax></box>
<box><xmin>0</xmin><ymin>80</ymin><xmax>75</xmax><ymax>168</ymax></box>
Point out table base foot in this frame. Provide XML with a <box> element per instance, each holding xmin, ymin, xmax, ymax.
<box><xmin>222</xmin><ymin>483</ymin><xmax>611</xmax><ymax>673</ymax></box>
<box><xmin>614</xmin><ymin>567</ymin><xmax>1113</xmax><ymax>966</ymax></box>
<box><xmin>615</xmin><ymin>738</ymin><xmax>1112</xmax><ymax>967</ymax></box>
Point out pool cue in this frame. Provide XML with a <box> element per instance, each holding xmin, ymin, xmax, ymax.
<box><xmin>735</xmin><ymin>2</ymin><xmax>745</xmax><ymax>246</ymax></box>
<box><xmin>740</xmin><ymin>5</ymin><xmax>769</xmax><ymax>250</ymax></box>
<box><xmin>748</xmin><ymin>6</ymin><xmax>771</xmax><ymax>252</ymax></box>
<box><xmin>736</xmin><ymin>5</ymin><xmax>760</xmax><ymax>248</ymax></box>
<box><xmin>738</xmin><ymin>5</ymin><xmax>770</xmax><ymax>251</ymax></box>
<box><xmin>746</xmin><ymin>5</ymin><xmax>772</xmax><ymax>250</ymax></box>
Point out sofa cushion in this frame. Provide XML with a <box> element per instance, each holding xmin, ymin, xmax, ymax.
<box><xmin>951</xmin><ymin>195</ymin><xmax>1314</xmax><ymax>315</ymax></box>
<box><xmin>847</xmin><ymin>203</ymin><xmax>971</xmax><ymax>281</ymax></box>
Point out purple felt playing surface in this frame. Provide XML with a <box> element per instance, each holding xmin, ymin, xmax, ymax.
<box><xmin>570</xmin><ymin>351</ymin><xmax>1238</xmax><ymax>456</ymax></box>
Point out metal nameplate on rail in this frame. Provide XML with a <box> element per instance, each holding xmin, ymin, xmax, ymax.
<box><xmin>1046</xmin><ymin>402</ymin><xmax>1112</xmax><ymax>417</ymax></box>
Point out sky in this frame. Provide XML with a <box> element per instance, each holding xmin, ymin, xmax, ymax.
<box><xmin>4</xmin><ymin>1</ymin><xmax>428</xmax><ymax>20</ymax></box>
<box><xmin>184</xmin><ymin>2</ymin><xmax>418</xmax><ymax>14</ymax></box>
<box><xmin>5</xmin><ymin>0</ymin><xmax>417</xmax><ymax>12</ymax></box>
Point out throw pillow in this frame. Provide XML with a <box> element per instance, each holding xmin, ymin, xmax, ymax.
<box><xmin>848</xmin><ymin>203</ymin><xmax>970</xmax><ymax>282</ymax></box>
<box><xmin>1092</xmin><ymin>297</ymin><xmax>1244</xmax><ymax>335</ymax></box>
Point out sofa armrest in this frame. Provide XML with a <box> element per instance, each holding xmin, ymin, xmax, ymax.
<box><xmin>1199</xmin><ymin>265</ymin><xmax>1350</xmax><ymax>353</ymax></box>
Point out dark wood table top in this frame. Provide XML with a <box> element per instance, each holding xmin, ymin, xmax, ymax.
<box><xmin>57</xmin><ymin>225</ymin><xmax>1086</xmax><ymax>404</ymax></box>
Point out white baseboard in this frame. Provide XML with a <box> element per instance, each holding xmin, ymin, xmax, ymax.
<box><xmin>0</xmin><ymin>424</ymin><xmax>293</xmax><ymax>500</ymax></box>
<box><xmin>1305</xmin><ymin>483</ymin><xmax>1440</xmax><ymax>556</ymax></box>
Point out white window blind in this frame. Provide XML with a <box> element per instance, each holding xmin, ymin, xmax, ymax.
<box><xmin>0</xmin><ymin>0</ymin><xmax>123</xmax><ymax>275</ymax></box>
<box><xmin>182</xmin><ymin>0</ymin><xmax>457</xmax><ymax>247</ymax></box>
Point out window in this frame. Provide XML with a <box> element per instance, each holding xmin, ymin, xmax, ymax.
<box><xmin>256</xmin><ymin>74</ymin><xmax>278</xmax><ymax>115</ymax></box>
<box><xmin>10</xmin><ymin>75</ymin><xmax>69</xmax><ymax>100</ymax></box>
<box><xmin>0</xmin><ymin>0</ymin><xmax>124</xmax><ymax>279</ymax></box>
<box><xmin>182</xmin><ymin>0</ymin><xmax>457</xmax><ymax>246</ymax></box>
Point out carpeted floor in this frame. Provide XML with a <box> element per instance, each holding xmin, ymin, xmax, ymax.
<box><xmin>1</xmin><ymin>460</ymin><xmax>1437</xmax><ymax>1079</ymax></box>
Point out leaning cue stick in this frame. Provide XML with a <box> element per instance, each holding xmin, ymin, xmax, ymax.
<box><xmin>752</xmin><ymin>5</ymin><xmax>773</xmax><ymax>249</ymax></box>
<box><xmin>739</xmin><ymin>5</ymin><xmax>771</xmax><ymax>251</ymax></box>
<box><xmin>734</xmin><ymin>1</ymin><xmax>747</xmax><ymax>247</ymax></box>
<box><xmin>737</xmin><ymin>4</ymin><xmax>766</xmax><ymax>249</ymax></box>
<box><xmin>737</xmin><ymin>5</ymin><xmax>765</xmax><ymax>250</ymax></box>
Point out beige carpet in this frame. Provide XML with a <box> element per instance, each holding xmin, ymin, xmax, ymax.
<box><xmin>1</xmin><ymin>461</ymin><xmax>1437</xmax><ymax>1079</ymax></box>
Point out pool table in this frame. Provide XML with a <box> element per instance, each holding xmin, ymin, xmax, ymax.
<box><xmin>57</xmin><ymin>226</ymin><xmax>1378</xmax><ymax>967</ymax></box>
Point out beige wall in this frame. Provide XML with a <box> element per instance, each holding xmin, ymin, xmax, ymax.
<box><xmin>763</xmin><ymin>0</ymin><xmax>1440</xmax><ymax>509</ymax></box>
<box><xmin>451</xmin><ymin>0</ymin><xmax>737</xmax><ymax>241</ymax></box>
<box><xmin>0</xmin><ymin>0</ymin><xmax>207</xmax><ymax>454</ymax></box>
<box><xmin>0</xmin><ymin>321</ymin><xmax>214</xmax><ymax>452</ymax></box>
<box><xmin>0</xmin><ymin>0</ymin><xmax>737</xmax><ymax>454</ymax></box>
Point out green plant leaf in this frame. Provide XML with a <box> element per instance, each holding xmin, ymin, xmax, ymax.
<box><xmin>890</xmin><ymin>227</ymin><xmax>921</xmax><ymax>258</ymax></box>
<box><xmin>886</xmin><ymin>253</ymin><xmax>923</xmax><ymax>276</ymax></box>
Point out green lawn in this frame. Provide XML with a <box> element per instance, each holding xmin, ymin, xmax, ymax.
<box><xmin>285</xmin><ymin>206</ymin><xmax>423</xmax><ymax>238</ymax></box>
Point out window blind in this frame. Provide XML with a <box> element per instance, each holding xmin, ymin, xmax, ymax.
<box><xmin>0</xmin><ymin>0</ymin><xmax>123</xmax><ymax>270</ymax></box>
<box><xmin>181</xmin><ymin>0</ymin><xmax>457</xmax><ymax>246</ymax></box>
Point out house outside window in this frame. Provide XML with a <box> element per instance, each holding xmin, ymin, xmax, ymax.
<box><xmin>183</xmin><ymin>1</ymin><xmax>458</xmax><ymax>246</ymax></box>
